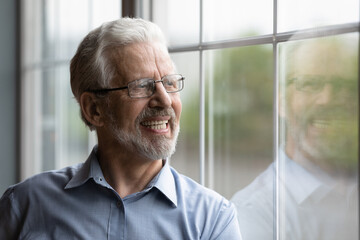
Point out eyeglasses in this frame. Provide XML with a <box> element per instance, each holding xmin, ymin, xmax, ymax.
<box><xmin>289</xmin><ymin>76</ymin><xmax>355</xmax><ymax>93</ymax></box>
<box><xmin>88</xmin><ymin>74</ymin><xmax>185</xmax><ymax>98</ymax></box>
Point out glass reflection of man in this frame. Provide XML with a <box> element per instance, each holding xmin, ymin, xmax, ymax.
<box><xmin>231</xmin><ymin>35</ymin><xmax>358</xmax><ymax>240</ymax></box>
<box><xmin>283</xmin><ymin>37</ymin><xmax>358</xmax><ymax>175</ymax></box>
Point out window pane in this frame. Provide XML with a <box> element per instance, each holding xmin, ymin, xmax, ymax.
<box><xmin>278</xmin><ymin>0</ymin><xmax>359</xmax><ymax>32</ymax></box>
<box><xmin>278</xmin><ymin>33</ymin><xmax>358</xmax><ymax>239</ymax></box>
<box><xmin>44</xmin><ymin>0</ymin><xmax>121</xmax><ymax>61</ymax></box>
<box><xmin>170</xmin><ymin>52</ymin><xmax>200</xmax><ymax>182</ymax></box>
<box><xmin>57</xmin><ymin>65</ymin><xmax>90</xmax><ymax>168</ymax></box>
<box><xmin>92</xmin><ymin>0</ymin><xmax>121</xmax><ymax>28</ymax></box>
<box><xmin>151</xmin><ymin>0</ymin><xmax>200</xmax><ymax>46</ymax></box>
<box><xmin>21</xmin><ymin>0</ymin><xmax>43</xmax><ymax>66</ymax></box>
<box><xmin>21</xmin><ymin>0</ymin><xmax>121</xmax><ymax>179</ymax></box>
<box><xmin>41</xmin><ymin>68</ymin><xmax>56</xmax><ymax>171</ymax></box>
<box><xmin>57</xmin><ymin>0</ymin><xmax>91</xmax><ymax>60</ymax></box>
<box><xmin>203</xmin><ymin>0</ymin><xmax>273</xmax><ymax>42</ymax></box>
<box><xmin>21</xmin><ymin>69</ymin><xmax>43</xmax><ymax>177</ymax></box>
<box><xmin>21</xmin><ymin>66</ymin><xmax>90</xmax><ymax>178</ymax></box>
<box><xmin>205</xmin><ymin>45</ymin><xmax>273</xmax><ymax>198</ymax></box>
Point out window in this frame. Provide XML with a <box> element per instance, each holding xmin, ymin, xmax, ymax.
<box><xmin>137</xmin><ymin>0</ymin><xmax>359</xmax><ymax>239</ymax></box>
<box><xmin>21</xmin><ymin>0</ymin><xmax>359</xmax><ymax>238</ymax></box>
<box><xmin>20</xmin><ymin>0</ymin><xmax>121</xmax><ymax>178</ymax></box>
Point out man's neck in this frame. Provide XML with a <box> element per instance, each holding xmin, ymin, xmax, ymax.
<box><xmin>96</xmin><ymin>141</ymin><xmax>163</xmax><ymax>199</ymax></box>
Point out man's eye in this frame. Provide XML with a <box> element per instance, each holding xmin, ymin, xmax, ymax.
<box><xmin>296</xmin><ymin>77</ymin><xmax>323</xmax><ymax>92</ymax></box>
<box><xmin>137</xmin><ymin>80</ymin><xmax>152</xmax><ymax>89</ymax></box>
<box><xmin>165</xmin><ymin>80</ymin><xmax>175</xmax><ymax>86</ymax></box>
<box><xmin>138</xmin><ymin>83</ymin><xmax>148</xmax><ymax>88</ymax></box>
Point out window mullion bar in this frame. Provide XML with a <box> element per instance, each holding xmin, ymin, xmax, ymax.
<box><xmin>168</xmin><ymin>22</ymin><xmax>360</xmax><ymax>54</ymax></box>
<box><xmin>21</xmin><ymin>60</ymin><xmax>70</xmax><ymax>72</ymax></box>
<box><xmin>169</xmin><ymin>35</ymin><xmax>274</xmax><ymax>53</ymax></box>
<box><xmin>357</xmin><ymin>0</ymin><xmax>360</xmax><ymax>235</ymax></box>
<box><xmin>276</xmin><ymin>22</ymin><xmax>359</xmax><ymax>42</ymax></box>
<box><xmin>273</xmin><ymin>0</ymin><xmax>280</xmax><ymax>240</ymax></box>
<box><xmin>149</xmin><ymin>0</ymin><xmax>153</xmax><ymax>22</ymax></box>
<box><xmin>199</xmin><ymin>0</ymin><xmax>205</xmax><ymax>186</ymax></box>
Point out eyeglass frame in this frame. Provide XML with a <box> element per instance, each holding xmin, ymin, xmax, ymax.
<box><xmin>287</xmin><ymin>75</ymin><xmax>356</xmax><ymax>94</ymax></box>
<box><xmin>87</xmin><ymin>74</ymin><xmax>185</xmax><ymax>98</ymax></box>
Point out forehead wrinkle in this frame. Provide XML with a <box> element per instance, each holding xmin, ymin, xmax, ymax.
<box><xmin>110</xmin><ymin>47</ymin><xmax>129</xmax><ymax>86</ymax></box>
<box><xmin>113</xmin><ymin>42</ymin><xmax>173</xmax><ymax>85</ymax></box>
<box><xmin>115</xmin><ymin>44</ymin><xmax>153</xmax><ymax>84</ymax></box>
<box><xmin>129</xmin><ymin>43</ymin><xmax>158</xmax><ymax>79</ymax></box>
<box><xmin>153</xmin><ymin>43</ymin><xmax>173</xmax><ymax>79</ymax></box>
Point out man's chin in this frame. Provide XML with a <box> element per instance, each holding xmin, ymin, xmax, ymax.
<box><xmin>137</xmin><ymin>143</ymin><xmax>176</xmax><ymax>160</ymax></box>
<box><xmin>110</xmin><ymin>122</ymin><xmax>179</xmax><ymax>160</ymax></box>
<box><xmin>133</xmin><ymin>135</ymin><xmax>177</xmax><ymax>160</ymax></box>
<box><xmin>299</xmin><ymin>135</ymin><xmax>357</xmax><ymax>174</ymax></box>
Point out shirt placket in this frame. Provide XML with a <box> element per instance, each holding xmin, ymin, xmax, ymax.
<box><xmin>108</xmin><ymin>198</ymin><xmax>126</xmax><ymax>240</ymax></box>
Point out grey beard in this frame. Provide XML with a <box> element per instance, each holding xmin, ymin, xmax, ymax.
<box><xmin>108</xmin><ymin>108</ymin><xmax>180</xmax><ymax>160</ymax></box>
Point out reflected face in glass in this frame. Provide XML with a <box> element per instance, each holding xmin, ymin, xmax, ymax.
<box><xmin>282</xmin><ymin>39</ymin><xmax>358</xmax><ymax>170</ymax></box>
<box><xmin>103</xmin><ymin>42</ymin><xmax>182</xmax><ymax>160</ymax></box>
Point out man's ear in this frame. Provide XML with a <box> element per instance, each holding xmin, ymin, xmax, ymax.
<box><xmin>80</xmin><ymin>92</ymin><xmax>105</xmax><ymax>128</ymax></box>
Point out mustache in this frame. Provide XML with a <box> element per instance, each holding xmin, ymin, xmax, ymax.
<box><xmin>294</xmin><ymin>105</ymin><xmax>356</xmax><ymax>129</ymax></box>
<box><xmin>303</xmin><ymin>106</ymin><xmax>355</xmax><ymax>121</ymax></box>
<box><xmin>136</xmin><ymin>107</ymin><xmax>176</xmax><ymax>122</ymax></box>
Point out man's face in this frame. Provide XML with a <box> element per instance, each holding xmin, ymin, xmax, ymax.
<box><xmin>282</xmin><ymin>38</ymin><xmax>358</xmax><ymax>172</ymax></box>
<box><xmin>103</xmin><ymin>42</ymin><xmax>182</xmax><ymax>160</ymax></box>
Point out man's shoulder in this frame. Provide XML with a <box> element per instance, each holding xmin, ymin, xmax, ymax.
<box><xmin>170</xmin><ymin>166</ymin><xmax>230</xmax><ymax>207</ymax></box>
<box><xmin>231</xmin><ymin>163</ymin><xmax>274</xmax><ymax>204</ymax></box>
<box><xmin>3</xmin><ymin>163</ymin><xmax>83</xmax><ymax>199</ymax></box>
<box><xmin>169</xmin><ymin>167</ymin><xmax>241</xmax><ymax>239</ymax></box>
<box><xmin>229</xmin><ymin>164</ymin><xmax>274</xmax><ymax>240</ymax></box>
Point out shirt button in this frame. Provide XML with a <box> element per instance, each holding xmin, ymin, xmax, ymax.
<box><xmin>117</xmin><ymin>201</ymin><xmax>122</xmax><ymax>208</ymax></box>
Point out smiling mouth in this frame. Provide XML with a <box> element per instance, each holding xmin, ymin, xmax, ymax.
<box><xmin>310</xmin><ymin>119</ymin><xmax>348</xmax><ymax>130</ymax></box>
<box><xmin>312</xmin><ymin>119</ymin><xmax>331</xmax><ymax>129</ymax></box>
<box><xmin>141</xmin><ymin>120</ymin><xmax>169</xmax><ymax>130</ymax></box>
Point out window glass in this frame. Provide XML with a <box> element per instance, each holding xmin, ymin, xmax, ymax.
<box><xmin>21</xmin><ymin>0</ymin><xmax>43</xmax><ymax>66</ymax></box>
<box><xmin>92</xmin><ymin>0</ymin><xmax>121</xmax><ymax>28</ymax></box>
<box><xmin>205</xmin><ymin>45</ymin><xmax>273</xmax><ymax>200</ymax></box>
<box><xmin>56</xmin><ymin>0</ymin><xmax>90</xmax><ymax>60</ymax></box>
<box><xmin>152</xmin><ymin>0</ymin><xmax>200</xmax><ymax>46</ymax></box>
<box><xmin>57</xmin><ymin>65</ymin><xmax>90</xmax><ymax>168</ymax></box>
<box><xmin>22</xmin><ymin>65</ymin><xmax>89</xmax><ymax>176</ymax></box>
<box><xmin>21</xmin><ymin>69</ymin><xmax>42</xmax><ymax>177</ymax></box>
<box><xmin>278</xmin><ymin>0</ymin><xmax>359</xmax><ymax>32</ymax></box>
<box><xmin>21</xmin><ymin>0</ymin><xmax>121</xmax><ymax>179</ymax></box>
<box><xmin>42</xmin><ymin>0</ymin><xmax>121</xmax><ymax>61</ymax></box>
<box><xmin>41</xmin><ymin>68</ymin><xmax>57</xmax><ymax>171</ymax></box>
<box><xmin>170</xmin><ymin>51</ymin><xmax>200</xmax><ymax>182</ymax></box>
<box><xmin>278</xmin><ymin>33</ymin><xmax>359</xmax><ymax>239</ymax></box>
<box><xmin>203</xmin><ymin>0</ymin><xmax>273</xmax><ymax>42</ymax></box>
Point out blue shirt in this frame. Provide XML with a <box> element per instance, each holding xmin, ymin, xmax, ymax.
<box><xmin>231</xmin><ymin>150</ymin><xmax>357</xmax><ymax>240</ymax></box>
<box><xmin>0</xmin><ymin>147</ymin><xmax>241</xmax><ymax>239</ymax></box>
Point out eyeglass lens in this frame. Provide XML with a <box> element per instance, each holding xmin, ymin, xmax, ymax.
<box><xmin>128</xmin><ymin>75</ymin><xmax>183</xmax><ymax>98</ymax></box>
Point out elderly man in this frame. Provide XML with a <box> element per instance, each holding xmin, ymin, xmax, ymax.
<box><xmin>0</xmin><ymin>18</ymin><xmax>241</xmax><ymax>239</ymax></box>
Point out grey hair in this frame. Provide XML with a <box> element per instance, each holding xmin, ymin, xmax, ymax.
<box><xmin>70</xmin><ymin>18</ymin><xmax>168</xmax><ymax>129</ymax></box>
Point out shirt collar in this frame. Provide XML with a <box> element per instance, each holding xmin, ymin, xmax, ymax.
<box><xmin>147</xmin><ymin>159</ymin><xmax>177</xmax><ymax>207</ymax></box>
<box><xmin>280</xmin><ymin>150</ymin><xmax>328</xmax><ymax>204</ymax></box>
<box><xmin>64</xmin><ymin>146</ymin><xmax>177</xmax><ymax>207</ymax></box>
<box><xmin>65</xmin><ymin>146</ymin><xmax>109</xmax><ymax>190</ymax></box>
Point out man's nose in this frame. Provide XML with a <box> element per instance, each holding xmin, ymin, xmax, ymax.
<box><xmin>148</xmin><ymin>81</ymin><xmax>172</xmax><ymax>108</ymax></box>
<box><xmin>314</xmin><ymin>84</ymin><xmax>333</xmax><ymax>105</ymax></box>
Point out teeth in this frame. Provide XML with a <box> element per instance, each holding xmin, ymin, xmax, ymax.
<box><xmin>312</xmin><ymin>119</ymin><xmax>346</xmax><ymax>129</ymax></box>
<box><xmin>312</xmin><ymin>120</ymin><xmax>330</xmax><ymax>129</ymax></box>
<box><xmin>141</xmin><ymin>120</ymin><xmax>168</xmax><ymax>130</ymax></box>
